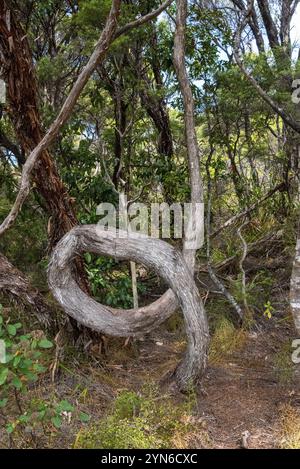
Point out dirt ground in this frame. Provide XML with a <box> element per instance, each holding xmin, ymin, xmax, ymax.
<box><xmin>61</xmin><ymin>308</ymin><xmax>299</xmax><ymax>449</ymax></box>
<box><xmin>126</xmin><ymin>318</ymin><xmax>300</xmax><ymax>449</ymax></box>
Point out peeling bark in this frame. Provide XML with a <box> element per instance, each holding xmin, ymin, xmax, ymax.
<box><xmin>0</xmin><ymin>0</ymin><xmax>91</xmax><ymax>293</ymax></box>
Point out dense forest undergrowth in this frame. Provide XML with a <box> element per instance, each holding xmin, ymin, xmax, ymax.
<box><xmin>2</xmin><ymin>0</ymin><xmax>300</xmax><ymax>450</ymax></box>
<box><xmin>1</xmin><ymin>213</ymin><xmax>300</xmax><ymax>449</ymax></box>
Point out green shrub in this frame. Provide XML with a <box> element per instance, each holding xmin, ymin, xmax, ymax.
<box><xmin>0</xmin><ymin>305</ymin><xmax>90</xmax><ymax>442</ymax></box>
<box><xmin>74</xmin><ymin>389</ymin><xmax>210</xmax><ymax>449</ymax></box>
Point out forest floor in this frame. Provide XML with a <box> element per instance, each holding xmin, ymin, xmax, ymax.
<box><xmin>3</xmin><ymin>297</ymin><xmax>299</xmax><ymax>449</ymax></box>
<box><xmin>92</xmin><ymin>312</ymin><xmax>299</xmax><ymax>449</ymax></box>
<box><xmin>2</xmin><ymin>251</ymin><xmax>300</xmax><ymax>449</ymax></box>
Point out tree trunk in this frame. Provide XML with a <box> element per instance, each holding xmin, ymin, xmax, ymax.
<box><xmin>0</xmin><ymin>1</ymin><xmax>90</xmax><ymax>292</ymax></box>
<box><xmin>0</xmin><ymin>252</ymin><xmax>53</xmax><ymax>329</ymax></box>
<box><xmin>140</xmin><ymin>80</ymin><xmax>174</xmax><ymax>158</ymax></box>
<box><xmin>291</xmin><ymin>234</ymin><xmax>300</xmax><ymax>335</ymax></box>
<box><xmin>48</xmin><ymin>226</ymin><xmax>209</xmax><ymax>390</ymax></box>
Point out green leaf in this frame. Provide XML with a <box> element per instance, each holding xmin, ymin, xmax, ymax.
<box><xmin>33</xmin><ymin>363</ymin><xmax>46</xmax><ymax>373</ymax></box>
<box><xmin>38</xmin><ymin>410</ymin><xmax>46</xmax><ymax>420</ymax></box>
<box><xmin>19</xmin><ymin>334</ymin><xmax>30</xmax><ymax>342</ymax></box>
<box><xmin>85</xmin><ymin>252</ymin><xmax>92</xmax><ymax>264</ymax></box>
<box><xmin>51</xmin><ymin>415</ymin><xmax>62</xmax><ymax>428</ymax></box>
<box><xmin>19</xmin><ymin>414</ymin><xmax>29</xmax><ymax>424</ymax></box>
<box><xmin>38</xmin><ymin>339</ymin><xmax>53</xmax><ymax>349</ymax></box>
<box><xmin>20</xmin><ymin>359</ymin><xmax>33</xmax><ymax>368</ymax></box>
<box><xmin>4</xmin><ymin>353</ymin><xmax>13</xmax><ymax>364</ymax></box>
<box><xmin>79</xmin><ymin>411</ymin><xmax>90</xmax><ymax>423</ymax></box>
<box><xmin>23</xmin><ymin>371</ymin><xmax>38</xmax><ymax>382</ymax></box>
<box><xmin>31</xmin><ymin>339</ymin><xmax>38</xmax><ymax>349</ymax></box>
<box><xmin>0</xmin><ymin>398</ymin><xmax>8</xmax><ymax>408</ymax></box>
<box><xmin>12</xmin><ymin>376</ymin><xmax>23</xmax><ymax>390</ymax></box>
<box><xmin>6</xmin><ymin>423</ymin><xmax>14</xmax><ymax>434</ymax></box>
<box><xmin>7</xmin><ymin>325</ymin><xmax>17</xmax><ymax>336</ymax></box>
<box><xmin>58</xmin><ymin>400</ymin><xmax>74</xmax><ymax>412</ymax></box>
<box><xmin>13</xmin><ymin>356</ymin><xmax>21</xmax><ymax>367</ymax></box>
<box><xmin>0</xmin><ymin>367</ymin><xmax>9</xmax><ymax>385</ymax></box>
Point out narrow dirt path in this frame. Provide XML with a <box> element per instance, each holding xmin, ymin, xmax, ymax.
<box><xmin>117</xmin><ymin>315</ymin><xmax>300</xmax><ymax>449</ymax></box>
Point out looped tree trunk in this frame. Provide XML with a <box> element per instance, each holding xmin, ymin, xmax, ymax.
<box><xmin>48</xmin><ymin>225</ymin><xmax>209</xmax><ymax>390</ymax></box>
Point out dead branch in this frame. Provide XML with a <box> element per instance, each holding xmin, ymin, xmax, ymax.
<box><xmin>237</xmin><ymin>221</ymin><xmax>249</xmax><ymax>311</ymax></box>
<box><xmin>205</xmin><ymin>129</ymin><xmax>243</xmax><ymax>321</ymax></box>
<box><xmin>198</xmin><ymin>231</ymin><xmax>283</xmax><ymax>273</ymax></box>
<box><xmin>114</xmin><ymin>0</ymin><xmax>174</xmax><ymax>39</ymax></box>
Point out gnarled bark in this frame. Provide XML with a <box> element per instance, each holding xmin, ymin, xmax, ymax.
<box><xmin>48</xmin><ymin>226</ymin><xmax>209</xmax><ymax>390</ymax></box>
<box><xmin>0</xmin><ymin>252</ymin><xmax>52</xmax><ymax>329</ymax></box>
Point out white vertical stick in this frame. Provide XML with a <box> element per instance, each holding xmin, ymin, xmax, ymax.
<box><xmin>0</xmin><ymin>79</ymin><xmax>6</xmax><ymax>104</ymax></box>
<box><xmin>130</xmin><ymin>261</ymin><xmax>139</xmax><ymax>309</ymax></box>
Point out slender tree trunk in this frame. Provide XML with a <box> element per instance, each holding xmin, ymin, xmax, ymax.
<box><xmin>291</xmin><ymin>233</ymin><xmax>300</xmax><ymax>335</ymax></box>
<box><xmin>173</xmin><ymin>0</ymin><xmax>205</xmax><ymax>269</ymax></box>
<box><xmin>113</xmin><ymin>95</ymin><xmax>127</xmax><ymax>188</ymax></box>
<box><xmin>140</xmin><ymin>79</ymin><xmax>174</xmax><ymax>158</ymax></box>
<box><xmin>172</xmin><ymin>0</ymin><xmax>209</xmax><ymax>383</ymax></box>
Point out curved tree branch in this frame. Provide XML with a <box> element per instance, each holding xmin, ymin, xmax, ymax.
<box><xmin>114</xmin><ymin>0</ymin><xmax>174</xmax><ymax>39</ymax></box>
<box><xmin>48</xmin><ymin>226</ymin><xmax>209</xmax><ymax>390</ymax></box>
<box><xmin>48</xmin><ymin>0</ymin><xmax>209</xmax><ymax>389</ymax></box>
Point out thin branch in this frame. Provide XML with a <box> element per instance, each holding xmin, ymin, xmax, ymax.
<box><xmin>114</xmin><ymin>0</ymin><xmax>174</xmax><ymax>39</ymax></box>
<box><xmin>237</xmin><ymin>221</ymin><xmax>249</xmax><ymax>312</ymax></box>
